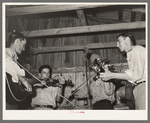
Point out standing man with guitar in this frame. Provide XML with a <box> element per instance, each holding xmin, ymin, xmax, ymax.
<box><xmin>100</xmin><ymin>32</ymin><xmax>146</xmax><ymax>110</ymax></box>
<box><xmin>5</xmin><ymin>30</ymin><xmax>39</xmax><ymax>109</ymax></box>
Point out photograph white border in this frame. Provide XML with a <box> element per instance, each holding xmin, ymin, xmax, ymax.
<box><xmin>3</xmin><ymin>2</ymin><xmax>148</xmax><ymax>120</ymax></box>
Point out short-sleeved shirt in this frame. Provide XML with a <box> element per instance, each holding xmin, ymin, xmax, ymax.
<box><xmin>75</xmin><ymin>78</ymin><xmax>115</xmax><ymax>104</ymax></box>
<box><xmin>5</xmin><ymin>48</ymin><xmax>25</xmax><ymax>83</ymax></box>
<box><xmin>90</xmin><ymin>79</ymin><xmax>115</xmax><ymax>104</ymax></box>
<box><xmin>125</xmin><ymin>45</ymin><xmax>146</xmax><ymax>84</ymax></box>
<box><xmin>31</xmin><ymin>87</ymin><xmax>59</xmax><ymax>108</ymax></box>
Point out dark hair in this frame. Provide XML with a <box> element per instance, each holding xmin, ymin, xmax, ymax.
<box><xmin>116</xmin><ymin>32</ymin><xmax>136</xmax><ymax>46</ymax></box>
<box><xmin>39</xmin><ymin>65</ymin><xmax>52</xmax><ymax>78</ymax></box>
<box><xmin>8</xmin><ymin>30</ymin><xmax>26</xmax><ymax>47</ymax></box>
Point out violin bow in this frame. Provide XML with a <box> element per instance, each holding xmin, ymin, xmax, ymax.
<box><xmin>69</xmin><ymin>51</ymin><xmax>126</xmax><ymax>96</ymax></box>
<box><xmin>16</xmin><ymin>62</ymin><xmax>81</xmax><ymax>109</ymax></box>
<box><xmin>70</xmin><ymin>73</ymin><xmax>96</xmax><ymax>96</ymax></box>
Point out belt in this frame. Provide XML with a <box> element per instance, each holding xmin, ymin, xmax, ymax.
<box><xmin>95</xmin><ymin>99</ymin><xmax>111</xmax><ymax>104</ymax></box>
<box><xmin>135</xmin><ymin>81</ymin><xmax>145</xmax><ymax>85</ymax></box>
<box><xmin>132</xmin><ymin>81</ymin><xmax>145</xmax><ymax>89</ymax></box>
<box><xmin>32</xmin><ymin>105</ymin><xmax>54</xmax><ymax>109</ymax></box>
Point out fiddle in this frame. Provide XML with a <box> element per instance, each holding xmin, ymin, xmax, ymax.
<box><xmin>45</xmin><ymin>78</ymin><xmax>60</xmax><ymax>87</ymax></box>
<box><xmin>47</xmin><ymin>78</ymin><xmax>74</xmax><ymax>87</ymax></box>
<box><xmin>35</xmin><ymin>78</ymin><xmax>74</xmax><ymax>88</ymax></box>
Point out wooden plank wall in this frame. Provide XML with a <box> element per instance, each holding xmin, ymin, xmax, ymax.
<box><xmin>6</xmin><ymin>12</ymin><xmax>145</xmax><ymax>106</ymax></box>
<box><xmin>7</xmin><ymin>14</ymin><xmax>145</xmax><ymax>68</ymax></box>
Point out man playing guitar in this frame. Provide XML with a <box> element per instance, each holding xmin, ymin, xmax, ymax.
<box><xmin>5</xmin><ymin>30</ymin><xmax>40</xmax><ymax>109</ymax></box>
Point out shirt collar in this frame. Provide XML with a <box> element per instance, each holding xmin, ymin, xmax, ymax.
<box><xmin>6</xmin><ymin>48</ymin><xmax>18</xmax><ymax>61</ymax></box>
<box><xmin>126</xmin><ymin>46</ymin><xmax>133</xmax><ymax>53</ymax></box>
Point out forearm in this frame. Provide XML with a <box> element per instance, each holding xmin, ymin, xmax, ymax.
<box><xmin>27</xmin><ymin>78</ymin><xmax>41</xmax><ymax>85</ymax></box>
<box><xmin>17</xmin><ymin>75</ymin><xmax>32</xmax><ymax>92</ymax></box>
<box><xmin>56</xmin><ymin>85</ymin><xmax>63</xmax><ymax>102</ymax></box>
<box><xmin>17</xmin><ymin>75</ymin><xmax>27</xmax><ymax>83</ymax></box>
<box><xmin>111</xmin><ymin>72</ymin><xmax>132</xmax><ymax>81</ymax></box>
<box><xmin>17</xmin><ymin>75</ymin><xmax>40</xmax><ymax>85</ymax></box>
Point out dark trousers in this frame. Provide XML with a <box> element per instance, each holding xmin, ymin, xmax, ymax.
<box><xmin>93</xmin><ymin>100</ymin><xmax>113</xmax><ymax>110</ymax></box>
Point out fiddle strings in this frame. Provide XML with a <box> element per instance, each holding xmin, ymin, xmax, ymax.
<box><xmin>17</xmin><ymin>62</ymin><xmax>80</xmax><ymax>109</ymax></box>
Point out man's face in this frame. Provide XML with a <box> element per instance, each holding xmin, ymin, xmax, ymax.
<box><xmin>16</xmin><ymin>38</ymin><xmax>26</xmax><ymax>54</ymax></box>
<box><xmin>117</xmin><ymin>36</ymin><xmax>127</xmax><ymax>52</ymax></box>
<box><xmin>40</xmin><ymin>68</ymin><xmax>50</xmax><ymax>80</ymax></box>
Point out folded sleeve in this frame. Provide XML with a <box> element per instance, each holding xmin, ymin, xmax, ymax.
<box><xmin>5</xmin><ymin>58</ymin><xmax>25</xmax><ymax>83</ymax></box>
<box><xmin>124</xmin><ymin>69</ymin><xmax>133</xmax><ymax>83</ymax></box>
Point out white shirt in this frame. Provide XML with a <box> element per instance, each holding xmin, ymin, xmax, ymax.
<box><xmin>31</xmin><ymin>87</ymin><xmax>59</xmax><ymax>108</ymax></box>
<box><xmin>90</xmin><ymin>79</ymin><xmax>115</xmax><ymax>104</ymax></box>
<box><xmin>75</xmin><ymin>78</ymin><xmax>115</xmax><ymax>104</ymax></box>
<box><xmin>125</xmin><ymin>45</ymin><xmax>146</xmax><ymax>84</ymax></box>
<box><xmin>5</xmin><ymin>48</ymin><xmax>25</xmax><ymax>83</ymax></box>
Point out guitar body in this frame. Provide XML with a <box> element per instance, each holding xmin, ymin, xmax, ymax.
<box><xmin>116</xmin><ymin>81</ymin><xmax>135</xmax><ymax>109</ymax></box>
<box><xmin>6</xmin><ymin>73</ymin><xmax>28</xmax><ymax>104</ymax></box>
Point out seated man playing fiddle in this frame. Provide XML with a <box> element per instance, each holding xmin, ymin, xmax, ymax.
<box><xmin>31</xmin><ymin>65</ymin><xmax>65</xmax><ymax>110</ymax></box>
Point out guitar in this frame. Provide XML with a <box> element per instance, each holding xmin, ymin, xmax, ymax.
<box><xmin>6</xmin><ymin>73</ymin><xmax>28</xmax><ymax>104</ymax></box>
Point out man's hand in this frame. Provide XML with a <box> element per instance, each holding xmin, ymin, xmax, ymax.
<box><xmin>66</xmin><ymin>92</ymin><xmax>72</xmax><ymax>98</ymax></box>
<box><xmin>100</xmin><ymin>70</ymin><xmax>113</xmax><ymax>81</ymax></box>
<box><xmin>56</xmin><ymin>76</ymin><xmax>65</xmax><ymax>85</ymax></box>
<box><xmin>103</xmin><ymin>64</ymin><xmax>109</xmax><ymax>70</ymax></box>
<box><xmin>21</xmin><ymin>80</ymin><xmax>32</xmax><ymax>92</ymax></box>
<box><xmin>17</xmin><ymin>75</ymin><xmax>32</xmax><ymax>92</ymax></box>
